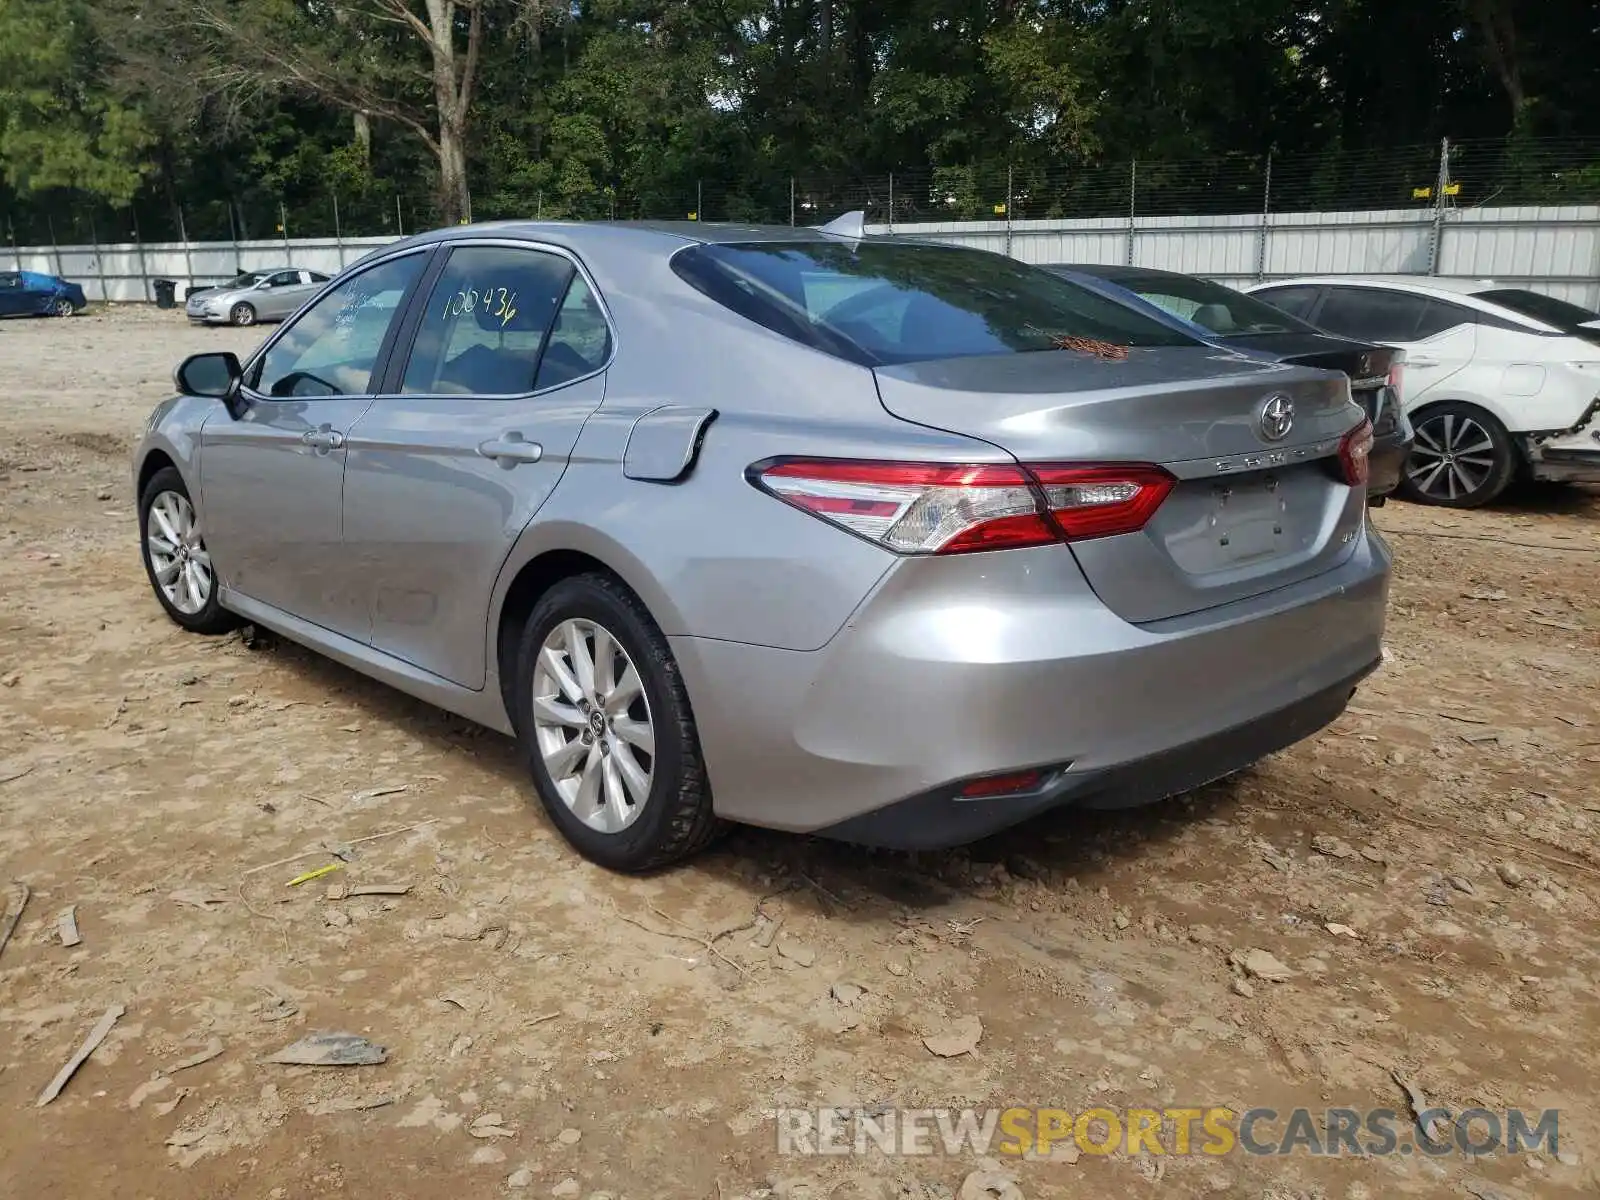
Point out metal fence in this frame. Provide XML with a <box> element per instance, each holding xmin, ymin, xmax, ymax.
<box><xmin>866</xmin><ymin>205</ymin><xmax>1600</xmax><ymax>307</ymax></box>
<box><xmin>5</xmin><ymin>137</ymin><xmax>1599</xmax><ymax>305</ymax></box>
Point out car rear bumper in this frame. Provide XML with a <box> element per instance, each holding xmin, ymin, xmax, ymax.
<box><xmin>821</xmin><ymin>665</ymin><xmax>1371</xmax><ymax>848</ymax></box>
<box><xmin>674</xmin><ymin>526</ymin><xmax>1391</xmax><ymax>844</ymax></box>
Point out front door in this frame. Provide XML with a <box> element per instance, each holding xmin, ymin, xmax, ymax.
<box><xmin>0</xmin><ymin>272</ymin><xmax>23</xmax><ymax>316</ymax></box>
<box><xmin>199</xmin><ymin>251</ymin><xmax>429</xmax><ymax>636</ymax></box>
<box><xmin>340</xmin><ymin>243</ymin><xmax>612</xmax><ymax>687</ymax></box>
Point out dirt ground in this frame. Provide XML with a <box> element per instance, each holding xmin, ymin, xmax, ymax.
<box><xmin>1</xmin><ymin>307</ymin><xmax>1598</xmax><ymax>1200</ymax></box>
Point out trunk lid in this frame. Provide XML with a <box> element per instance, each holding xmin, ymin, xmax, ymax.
<box><xmin>1221</xmin><ymin>332</ymin><xmax>1398</xmax><ymax>430</ymax></box>
<box><xmin>873</xmin><ymin>346</ymin><xmax>1367</xmax><ymax>624</ymax></box>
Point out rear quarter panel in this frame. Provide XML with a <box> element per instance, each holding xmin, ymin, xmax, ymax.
<box><xmin>486</xmin><ymin>257</ymin><xmax>1019</xmax><ymax>660</ymax></box>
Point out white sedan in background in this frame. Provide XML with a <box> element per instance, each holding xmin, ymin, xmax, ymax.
<box><xmin>1246</xmin><ymin>276</ymin><xmax>1600</xmax><ymax>507</ymax></box>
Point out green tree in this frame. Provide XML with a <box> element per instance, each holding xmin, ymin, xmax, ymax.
<box><xmin>0</xmin><ymin>0</ymin><xmax>153</xmax><ymax>204</ymax></box>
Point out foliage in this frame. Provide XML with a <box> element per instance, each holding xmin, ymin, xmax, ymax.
<box><xmin>1</xmin><ymin>0</ymin><xmax>1597</xmax><ymax>238</ymax></box>
<box><xmin>0</xmin><ymin>0</ymin><xmax>153</xmax><ymax>205</ymax></box>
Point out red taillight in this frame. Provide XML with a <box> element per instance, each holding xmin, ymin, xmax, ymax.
<box><xmin>1338</xmin><ymin>418</ymin><xmax>1374</xmax><ymax>488</ymax></box>
<box><xmin>1029</xmin><ymin>464</ymin><xmax>1175</xmax><ymax>539</ymax></box>
<box><xmin>752</xmin><ymin>458</ymin><xmax>1173</xmax><ymax>554</ymax></box>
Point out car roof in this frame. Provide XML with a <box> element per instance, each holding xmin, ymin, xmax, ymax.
<box><xmin>396</xmin><ymin>219</ymin><xmax>915</xmax><ymax>254</ymax></box>
<box><xmin>1252</xmin><ymin>274</ymin><xmax>1508</xmax><ymax>298</ymax></box>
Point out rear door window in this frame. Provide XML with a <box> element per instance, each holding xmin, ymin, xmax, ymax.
<box><xmin>535</xmin><ymin>275</ymin><xmax>612</xmax><ymax>390</ymax></box>
<box><xmin>401</xmin><ymin>245</ymin><xmax>579</xmax><ymax>396</ymax></box>
<box><xmin>1253</xmin><ymin>286</ymin><xmax>1320</xmax><ymax>319</ymax></box>
<box><xmin>1413</xmin><ymin>299</ymin><xmax>1477</xmax><ymax>340</ymax></box>
<box><xmin>671</xmin><ymin>241</ymin><xmax>1200</xmax><ymax>366</ymax></box>
<box><xmin>1313</xmin><ymin>288</ymin><xmax>1429</xmax><ymax>342</ymax></box>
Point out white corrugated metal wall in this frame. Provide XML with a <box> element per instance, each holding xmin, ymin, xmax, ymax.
<box><xmin>870</xmin><ymin>204</ymin><xmax>1600</xmax><ymax>306</ymax></box>
<box><xmin>8</xmin><ymin>204</ymin><xmax>1599</xmax><ymax>306</ymax></box>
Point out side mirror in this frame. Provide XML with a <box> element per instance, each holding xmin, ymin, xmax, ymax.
<box><xmin>175</xmin><ymin>351</ymin><xmax>248</xmax><ymax>420</ymax></box>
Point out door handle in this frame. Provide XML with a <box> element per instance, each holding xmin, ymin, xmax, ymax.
<box><xmin>477</xmin><ymin>432</ymin><xmax>544</xmax><ymax>466</ymax></box>
<box><xmin>1407</xmin><ymin>357</ymin><xmax>1440</xmax><ymax>368</ymax></box>
<box><xmin>301</xmin><ymin>427</ymin><xmax>345</xmax><ymax>452</ymax></box>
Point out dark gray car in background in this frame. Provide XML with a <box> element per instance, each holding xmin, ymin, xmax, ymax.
<box><xmin>134</xmin><ymin>220</ymin><xmax>1390</xmax><ymax>869</ymax></box>
<box><xmin>1048</xmin><ymin>264</ymin><xmax>1413</xmax><ymax>502</ymax></box>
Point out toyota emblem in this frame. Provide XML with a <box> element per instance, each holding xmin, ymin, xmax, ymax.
<box><xmin>1257</xmin><ymin>394</ymin><xmax>1295</xmax><ymax>442</ymax></box>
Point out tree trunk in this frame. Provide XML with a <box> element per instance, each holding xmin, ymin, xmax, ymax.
<box><xmin>1467</xmin><ymin>0</ymin><xmax>1528</xmax><ymax>129</ymax></box>
<box><xmin>438</xmin><ymin>114</ymin><xmax>471</xmax><ymax>224</ymax></box>
<box><xmin>353</xmin><ymin>111</ymin><xmax>371</xmax><ymax>163</ymax></box>
<box><xmin>420</xmin><ymin>0</ymin><xmax>480</xmax><ymax>224</ymax></box>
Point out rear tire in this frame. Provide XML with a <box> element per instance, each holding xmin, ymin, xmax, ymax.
<box><xmin>230</xmin><ymin>302</ymin><xmax>257</xmax><ymax>327</ymax></box>
<box><xmin>1399</xmin><ymin>402</ymin><xmax>1516</xmax><ymax>508</ymax></box>
<box><xmin>50</xmin><ymin>297</ymin><xmax>75</xmax><ymax>317</ymax></box>
<box><xmin>514</xmin><ymin>573</ymin><xmax>721</xmax><ymax>871</ymax></box>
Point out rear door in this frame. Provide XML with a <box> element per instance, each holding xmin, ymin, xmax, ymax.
<box><xmin>1310</xmin><ymin>286</ymin><xmax>1476</xmax><ymax>405</ymax></box>
<box><xmin>339</xmin><ymin>241</ymin><xmax>611</xmax><ymax>688</ymax></box>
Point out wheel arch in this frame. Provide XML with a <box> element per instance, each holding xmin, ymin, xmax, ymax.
<box><xmin>489</xmin><ymin>524</ymin><xmax>688</xmax><ymax>727</ymax></box>
<box><xmin>1407</xmin><ymin>392</ymin><xmax>1520</xmax><ymax>439</ymax></box>
<box><xmin>137</xmin><ymin>447</ymin><xmax>179</xmax><ymax>497</ymax></box>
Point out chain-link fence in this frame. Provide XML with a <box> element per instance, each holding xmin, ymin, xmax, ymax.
<box><xmin>5</xmin><ymin>136</ymin><xmax>1598</xmax><ymax>249</ymax></box>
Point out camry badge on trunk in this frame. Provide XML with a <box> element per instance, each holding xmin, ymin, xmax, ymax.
<box><xmin>1257</xmin><ymin>394</ymin><xmax>1295</xmax><ymax>442</ymax></box>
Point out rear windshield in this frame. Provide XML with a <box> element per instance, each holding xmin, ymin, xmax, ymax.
<box><xmin>671</xmin><ymin>241</ymin><xmax>1200</xmax><ymax>366</ymax></box>
<box><xmin>1098</xmin><ymin>271</ymin><xmax>1320</xmax><ymax>337</ymax></box>
<box><xmin>1473</xmin><ymin>288</ymin><xmax>1600</xmax><ymax>331</ymax></box>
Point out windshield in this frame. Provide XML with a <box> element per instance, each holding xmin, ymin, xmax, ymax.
<box><xmin>671</xmin><ymin>242</ymin><xmax>1200</xmax><ymax>366</ymax></box>
<box><xmin>1101</xmin><ymin>272</ymin><xmax>1320</xmax><ymax>337</ymax></box>
<box><xmin>1473</xmin><ymin>288</ymin><xmax>1600</xmax><ymax>331</ymax></box>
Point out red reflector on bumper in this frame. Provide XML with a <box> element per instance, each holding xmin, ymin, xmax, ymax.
<box><xmin>958</xmin><ymin>769</ymin><xmax>1044</xmax><ymax>799</ymax></box>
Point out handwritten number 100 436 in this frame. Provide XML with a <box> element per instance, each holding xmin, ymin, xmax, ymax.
<box><xmin>443</xmin><ymin>284</ymin><xmax>519</xmax><ymax>328</ymax></box>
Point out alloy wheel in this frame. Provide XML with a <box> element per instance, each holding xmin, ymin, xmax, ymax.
<box><xmin>1405</xmin><ymin>412</ymin><xmax>1499</xmax><ymax>503</ymax></box>
<box><xmin>231</xmin><ymin>303</ymin><xmax>256</xmax><ymax>327</ymax></box>
<box><xmin>145</xmin><ymin>490</ymin><xmax>214</xmax><ymax>615</ymax></box>
<box><xmin>51</xmin><ymin>297</ymin><xmax>75</xmax><ymax>317</ymax></box>
<box><xmin>531</xmin><ymin>618</ymin><xmax>656</xmax><ymax>834</ymax></box>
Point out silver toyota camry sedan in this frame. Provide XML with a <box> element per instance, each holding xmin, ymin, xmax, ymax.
<box><xmin>133</xmin><ymin>217</ymin><xmax>1390</xmax><ymax>870</ymax></box>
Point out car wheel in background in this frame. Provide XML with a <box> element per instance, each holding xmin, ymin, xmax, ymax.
<box><xmin>1399</xmin><ymin>402</ymin><xmax>1516</xmax><ymax>508</ymax></box>
<box><xmin>138</xmin><ymin>466</ymin><xmax>239</xmax><ymax>635</ymax></box>
<box><xmin>515</xmin><ymin>573</ymin><xmax>721</xmax><ymax>871</ymax></box>
<box><xmin>230</xmin><ymin>302</ymin><xmax>257</xmax><ymax>327</ymax></box>
<box><xmin>50</xmin><ymin>297</ymin><xmax>75</xmax><ymax>317</ymax></box>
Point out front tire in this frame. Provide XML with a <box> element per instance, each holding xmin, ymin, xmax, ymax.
<box><xmin>230</xmin><ymin>302</ymin><xmax>257</xmax><ymax>327</ymax></box>
<box><xmin>514</xmin><ymin>573</ymin><xmax>720</xmax><ymax>871</ymax></box>
<box><xmin>139</xmin><ymin>466</ymin><xmax>238</xmax><ymax>635</ymax></box>
<box><xmin>1399</xmin><ymin>402</ymin><xmax>1516</xmax><ymax>508</ymax></box>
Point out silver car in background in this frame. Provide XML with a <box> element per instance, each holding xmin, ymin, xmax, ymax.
<box><xmin>185</xmin><ymin>267</ymin><xmax>331</xmax><ymax>327</ymax></box>
<box><xmin>134</xmin><ymin>218</ymin><xmax>1390</xmax><ymax>870</ymax></box>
